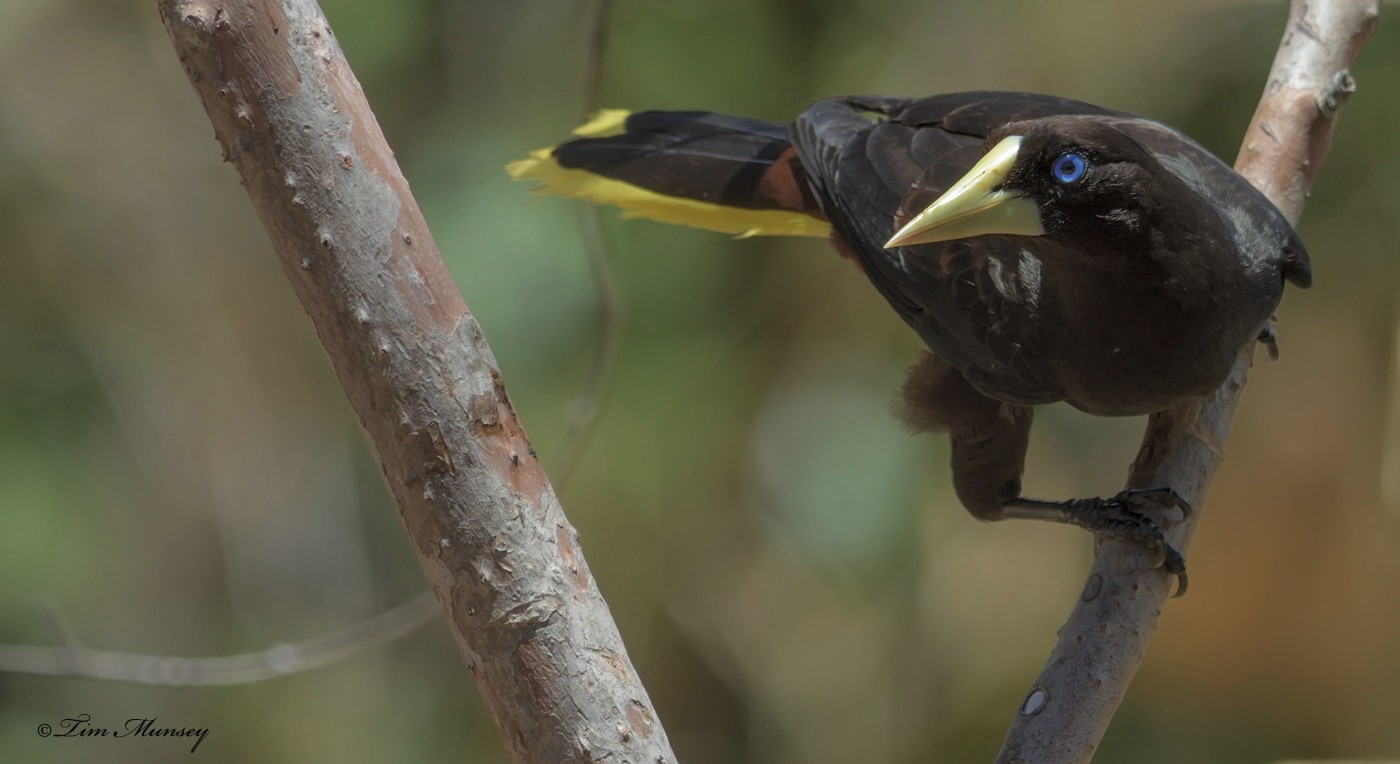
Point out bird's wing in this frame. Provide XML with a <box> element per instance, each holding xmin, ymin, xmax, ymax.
<box><xmin>875</xmin><ymin>91</ymin><xmax>1129</xmax><ymax>136</ymax></box>
<box><xmin>791</xmin><ymin>93</ymin><xmax>1118</xmax><ymax>403</ymax></box>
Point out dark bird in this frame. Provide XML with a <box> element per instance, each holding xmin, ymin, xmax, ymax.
<box><xmin>508</xmin><ymin>92</ymin><xmax>1310</xmax><ymax>593</ymax></box>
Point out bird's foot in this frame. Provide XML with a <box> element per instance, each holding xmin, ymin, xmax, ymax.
<box><xmin>1003</xmin><ymin>487</ymin><xmax>1192</xmax><ymax>596</ymax></box>
<box><xmin>1064</xmin><ymin>487</ymin><xmax>1192</xmax><ymax>596</ymax></box>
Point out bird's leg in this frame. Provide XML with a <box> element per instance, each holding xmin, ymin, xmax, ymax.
<box><xmin>898</xmin><ymin>352</ymin><xmax>1033</xmax><ymax>516</ymax></box>
<box><xmin>900</xmin><ymin>353</ymin><xmax>1191</xmax><ymax>593</ymax></box>
<box><xmin>1001</xmin><ymin>490</ymin><xmax>1192</xmax><ymax>593</ymax></box>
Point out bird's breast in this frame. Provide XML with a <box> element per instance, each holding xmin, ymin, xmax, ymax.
<box><xmin>1048</xmin><ymin>269</ymin><xmax>1279</xmax><ymax>416</ymax></box>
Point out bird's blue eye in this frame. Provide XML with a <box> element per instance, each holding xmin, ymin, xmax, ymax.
<box><xmin>1051</xmin><ymin>152</ymin><xmax>1087</xmax><ymax>184</ymax></box>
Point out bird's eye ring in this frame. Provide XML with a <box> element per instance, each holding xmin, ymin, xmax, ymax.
<box><xmin>1051</xmin><ymin>152</ymin><xmax>1087</xmax><ymax>184</ymax></box>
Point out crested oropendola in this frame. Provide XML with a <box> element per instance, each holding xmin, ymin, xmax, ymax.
<box><xmin>508</xmin><ymin>92</ymin><xmax>1311</xmax><ymax>594</ymax></box>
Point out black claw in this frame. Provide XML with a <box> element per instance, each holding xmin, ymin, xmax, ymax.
<box><xmin>1161</xmin><ymin>542</ymin><xmax>1188</xmax><ymax>596</ymax></box>
<box><xmin>1170</xmin><ymin>569</ymin><xmax>1189</xmax><ymax>598</ymax></box>
<box><xmin>1118</xmin><ymin>486</ymin><xmax>1192</xmax><ymax>523</ymax></box>
<box><xmin>1176</xmin><ymin>497</ymin><xmax>1194</xmax><ymax>521</ymax></box>
<box><xmin>1257</xmin><ymin>323</ymin><xmax>1280</xmax><ymax>362</ymax></box>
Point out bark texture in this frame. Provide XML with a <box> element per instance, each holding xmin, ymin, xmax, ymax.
<box><xmin>154</xmin><ymin>2</ymin><xmax>675</xmax><ymax>761</ymax></box>
<box><xmin>997</xmin><ymin>1</ymin><xmax>1380</xmax><ymax>762</ymax></box>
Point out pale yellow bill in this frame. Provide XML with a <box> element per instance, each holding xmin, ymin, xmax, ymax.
<box><xmin>884</xmin><ymin>135</ymin><xmax>1046</xmax><ymax>248</ymax></box>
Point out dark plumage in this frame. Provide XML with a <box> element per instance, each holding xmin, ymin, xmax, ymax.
<box><xmin>510</xmin><ymin>92</ymin><xmax>1311</xmax><ymax>591</ymax></box>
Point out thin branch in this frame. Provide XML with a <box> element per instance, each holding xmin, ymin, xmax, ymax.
<box><xmin>578</xmin><ymin>0</ymin><xmax>615</xmax><ymax>121</ymax></box>
<box><xmin>549</xmin><ymin>0</ymin><xmax>624</xmax><ymax>485</ymax></box>
<box><xmin>153</xmin><ymin>1</ymin><xmax>675</xmax><ymax>761</ymax></box>
<box><xmin>0</xmin><ymin>594</ymin><xmax>440</xmax><ymax>685</ymax></box>
<box><xmin>997</xmin><ymin>2</ymin><xmax>1380</xmax><ymax>762</ymax></box>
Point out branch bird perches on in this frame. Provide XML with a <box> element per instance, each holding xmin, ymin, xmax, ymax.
<box><xmin>998</xmin><ymin>1</ymin><xmax>1379</xmax><ymax>761</ymax></box>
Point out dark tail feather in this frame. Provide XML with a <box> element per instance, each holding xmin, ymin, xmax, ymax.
<box><xmin>553</xmin><ymin>111</ymin><xmax>806</xmax><ymax>211</ymax></box>
<box><xmin>507</xmin><ymin>109</ymin><xmax>830</xmax><ymax>238</ymax></box>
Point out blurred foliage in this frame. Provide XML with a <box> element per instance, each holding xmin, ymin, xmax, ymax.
<box><xmin>1</xmin><ymin>0</ymin><xmax>1398</xmax><ymax>762</ymax></box>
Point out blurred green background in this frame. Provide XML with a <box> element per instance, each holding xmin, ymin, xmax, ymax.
<box><xmin>2</xmin><ymin>0</ymin><xmax>1398</xmax><ymax>761</ymax></box>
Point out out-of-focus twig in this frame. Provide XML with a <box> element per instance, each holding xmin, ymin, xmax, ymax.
<box><xmin>152</xmin><ymin>1</ymin><xmax>674</xmax><ymax>761</ymax></box>
<box><xmin>550</xmin><ymin>0</ymin><xmax>623</xmax><ymax>486</ymax></box>
<box><xmin>997</xmin><ymin>2</ymin><xmax>1380</xmax><ymax>762</ymax></box>
<box><xmin>0</xmin><ymin>594</ymin><xmax>440</xmax><ymax>685</ymax></box>
<box><xmin>579</xmin><ymin>0</ymin><xmax>614</xmax><ymax>120</ymax></box>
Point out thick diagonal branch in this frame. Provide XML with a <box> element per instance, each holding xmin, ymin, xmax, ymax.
<box><xmin>154</xmin><ymin>1</ymin><xmax>675</xmax><ymax>761</ymax></box>
<box><xmin>997</xmin><ymin>2</ymin><xmax>1379</xmax><ymax>762</ymax></box>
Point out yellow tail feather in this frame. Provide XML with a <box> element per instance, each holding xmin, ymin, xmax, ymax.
<box><xmin>507</xmin><ymin>110</ymin><xmax>831</xmax><ymax>239</ymax></box>
<box><xmin>570</xmin><ymin>108</ymin><xmax>632</xmax><ymax>138</ymax></box>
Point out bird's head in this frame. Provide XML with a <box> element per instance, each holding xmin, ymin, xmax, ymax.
<box><xmin>884</xmin><ymin>118</ymin><xmax>1209</xmax><ymax>257</ymax></box>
